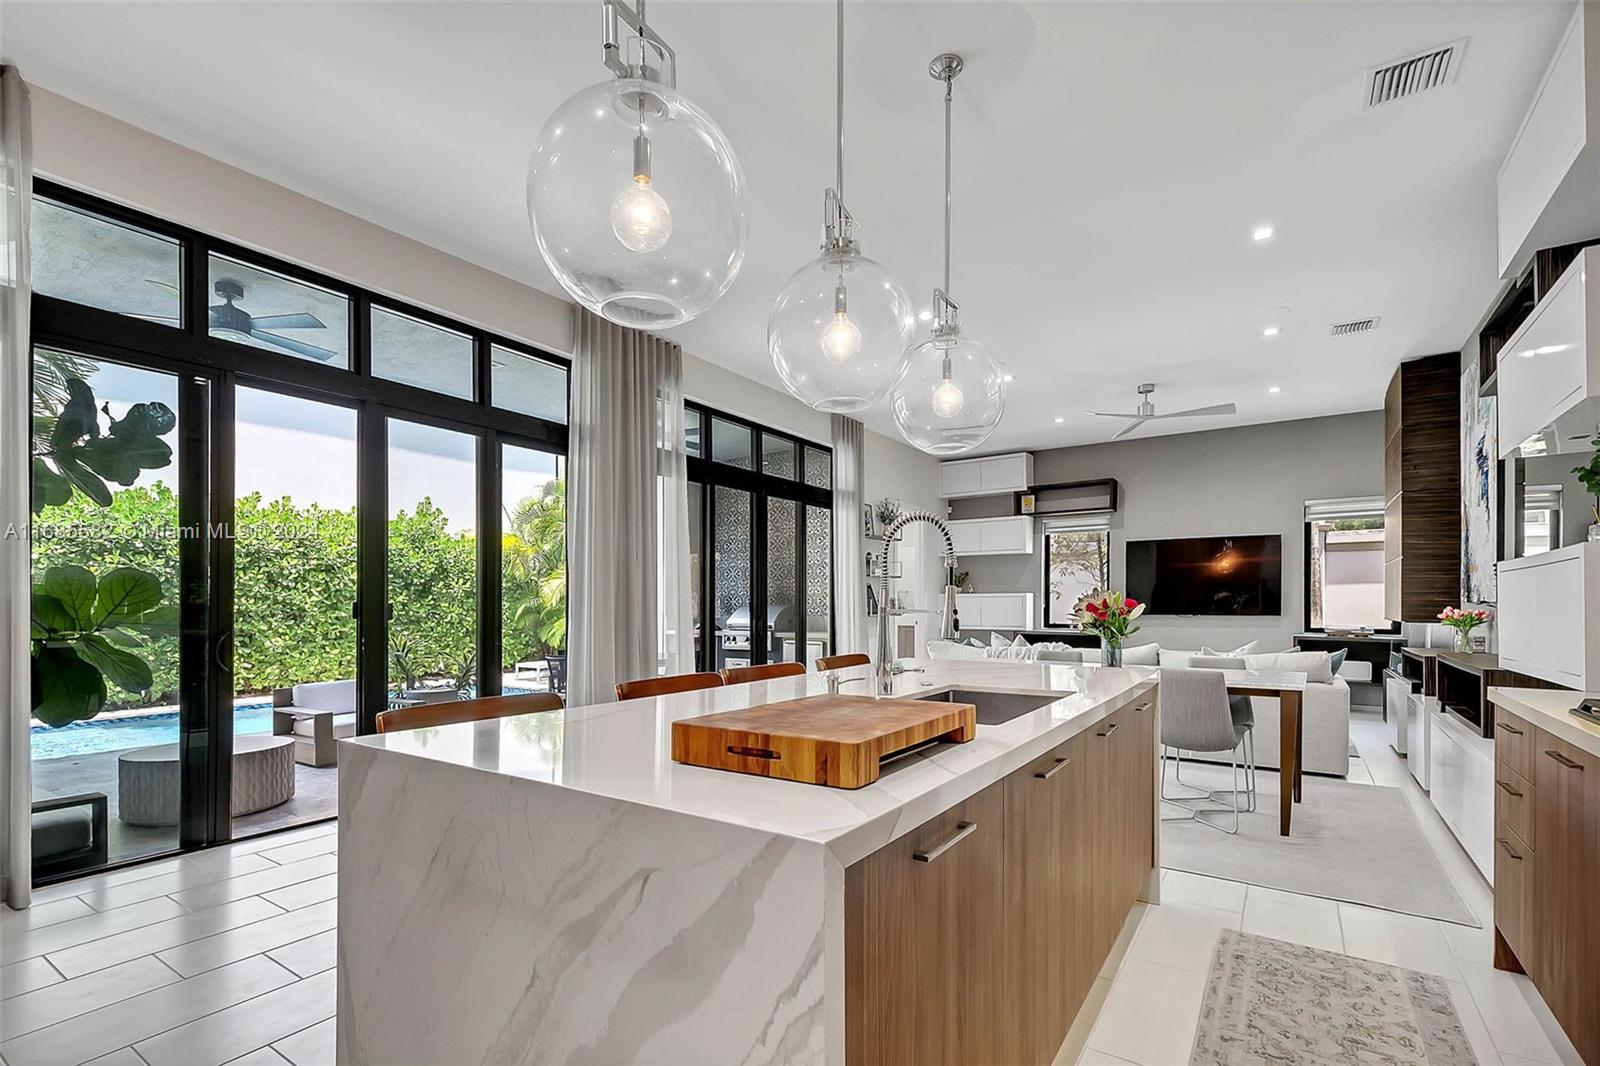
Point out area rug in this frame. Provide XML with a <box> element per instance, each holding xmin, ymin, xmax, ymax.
<box><xmin>1191</xmin><ymin>929</ymin><xmax>1476</xmax><ymax>1066</ymax></box>
<box><xmin>1160</xmin><ymin>761</ymin><xmax>1479</xmax><ymax>926</ymax></box>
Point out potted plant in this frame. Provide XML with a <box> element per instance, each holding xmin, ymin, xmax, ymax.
<box><xmin>1571</xmin><ymin>433</ymin><xmax>1600</xmax><ymax>542</ymax></box>
<box><xmin>873</xmin><ymin>498</ymin><xmax>903</xmax><ymax>536</ymax></box>
<box><xmin>1438</xmin><ymin>606</ymin><xmax>1491</xmax><ymax>653</ymax></box>
<box><xmin>1076</xmin><ymin>590</ymin><xmax>1144</xmax><ymax>667</ymax></box>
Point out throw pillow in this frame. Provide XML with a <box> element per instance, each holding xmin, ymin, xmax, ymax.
<box><xmin>1120</xmin><ymin>642</ymin><xmax>1160</xmax><ymax>666</ymax></box>
<box><xmin>1011</xmin><ymin>633</ymin><xmax>1031</xmax><ymax>650</ymax></box>
<box><xmin>928</xmin><ymin>639</ymin><xmax>988</xmax><ymax>661</ymax></box>
<box><xmin>1158</xmin><ymin>649</ymin><xmax>1197</xmax><ymax>669</ymax></box>
<box><xmin>1200</xmin><ymin>640</ymin><xmax>1259</xmax><ymax>658</ymax></box>
<box><xmin>1328</xmin><ymin>648</ymin><xmax>1348</xmax><ymax>674</ymax></box>
<box><xmin>1242</xmin><ymin>650</ymin><xmax>1334</xmax><ymax>684</ymax></box>
<box><xmin>990</xmin><ymin>632</ymin><xmax>1011</xmax><ymax>650</ymax></box>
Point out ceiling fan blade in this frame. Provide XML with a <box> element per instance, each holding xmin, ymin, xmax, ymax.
<box><xmin>1112</xmin><ymin>418</ymin><xmax>1150</xmax><ymax>440</ymax></box>
<box><xmin>145</xmin><ymin>278</ymin><xmax>181</xmax><ymax>296</ymax></box>
<box><xmin>250</xmin><ymin>329</ymin><xmax>339</xmax><ymax>362</ymax></box>
<box><xmin>1151</xmin><ymin>403</ymin><xmax>1237</xmax><ymax>419</ymax></box>
<box><xmin>1087</xmin><ymin>410</ymin><xmax>1142</xmax><ymax>419</ymax></box>
<box><xmin>250</xmin><ymin>312</ymin><xmax>327</xmax><ymax>331</ymax></box>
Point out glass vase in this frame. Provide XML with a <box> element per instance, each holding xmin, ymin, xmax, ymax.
<box><xmin>1452</xmin><ymin>629</ymin><xmax>1474</xmax><ymax>653</ymax></box>
<box><xmin>1101</xmin><ymin>637</ymin><xmax>1123</xmax><ymax>668</ymax></box>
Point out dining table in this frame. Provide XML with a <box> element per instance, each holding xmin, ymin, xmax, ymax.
<box><xmin>1216</xmin><ymin>668</ymin><xmax>1309</xmax><ymax>836</ymax></box>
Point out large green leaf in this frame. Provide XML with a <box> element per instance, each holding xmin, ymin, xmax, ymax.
<box><xmin>94</xmin><ymin>567</ymin><xmax>164</xmax><ymax>625</ymax></box>
<box><xmin>76</xmin><ymin>634</ymin><xmax>154</xmax><ymax>694</ymax></box>
<box><xmin>49</xmin><ymin>378</ymin><xmax>99</xmax><ymax>451</ymax></box>
<box><xmin>39</xmin><ymin>566</ymin><xmax>99</xmax><ymax>629</ymax></box>
<box><xmin>30</xmin><ymin>592</ymin><xmax>79</xmax><ymax>637</ymax></box>
<box><xmin>53</xmin><ymin>453</ymin><xmax>113</xmax><ymax>507</ymax></box>
<box><xmin>31</xmin><ymin>459</ymin><xmax>72</xmax><ymax>514</ymax></box>
<box><xmin>108</xmin><ymin>401</ymin><xmax>176</xmax><ymax>441</ymax></box>
<box><xmin>31</xmin><ymin>645</ymin><xmax>107</xmax><ymax>726</ymax></box>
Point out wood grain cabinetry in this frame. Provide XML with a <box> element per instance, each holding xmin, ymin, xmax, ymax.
<box><xmin>1382</xmin><ymin>353</ymin><xmax>1461</xmax><ymax>623</ymax></box>
<box><xmin>847</xmin><ymin>697</ymin><xmax>1156</xmax><ymax>1066</ymax></box>
<box><xmin>1493</xmin><ymin>708</ymin><xmax>1600</xmax><ymax>1065</ymax></box>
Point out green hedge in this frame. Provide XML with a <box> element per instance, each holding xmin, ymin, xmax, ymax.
<box><xmin>33</xmin><ymin>484</ymin><xmax>556</xmax><ymax>703</ymax></box>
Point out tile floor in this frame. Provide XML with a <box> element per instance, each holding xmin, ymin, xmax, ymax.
<box><xmin>0</xmin><ymin>711</ymin><xmax>1582</xmax><ymax>1066</ymax></box>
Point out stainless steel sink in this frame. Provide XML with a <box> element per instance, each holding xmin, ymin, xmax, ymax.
<box><xmin>914</xmin><ymin>688</ymin><xmax>1059</xmax><ymax>725</ymax></box>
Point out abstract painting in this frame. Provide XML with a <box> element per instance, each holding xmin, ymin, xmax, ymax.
<box><xmin>1461</xmin><ymin>359</ymin><xmax>1497</xmax><ymax>604</ymax></box>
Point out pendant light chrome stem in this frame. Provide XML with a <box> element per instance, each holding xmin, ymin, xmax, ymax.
<box><xmin>942</xmin><ymin>63</ymin><xmax>952</xmax><ymax>293</ymax></box>
<box><xmin>929</xmin><ymin>53</ymin><xmax>964</xmax><ymax>338</ymax></box>
<box><xmin>836</xmin><ymin>0</ymin><xmax>845</xmax><ymax>204</ymax></box>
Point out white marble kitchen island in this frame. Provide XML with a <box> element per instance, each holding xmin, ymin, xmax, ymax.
<box><xmin>335</xmin><ymin>660</ymin><xmax>1159</xmax><ymax>1066</ymax></box>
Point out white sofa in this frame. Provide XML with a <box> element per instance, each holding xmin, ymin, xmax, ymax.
<box><xmin>272</xmin><ymin>680</ymin><xmax>358</xmax><ymax>767</ymax></box>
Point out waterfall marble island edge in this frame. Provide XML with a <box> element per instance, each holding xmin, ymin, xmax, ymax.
<box><xmin>334</xmin><ymin>660</ymin><xmax>1159</xmax><ymax>1065</ymax></box>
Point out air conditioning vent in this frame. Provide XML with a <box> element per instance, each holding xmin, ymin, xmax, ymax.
<box><xmin>1365</xmin><ymin>39</ymin><xmax>1466</xmax><ymax>108</ymax></box>
<box><xmin>1329</xmin><ymin>317</ymin><xmax>1380</xmax><ymax>337</ymax></box>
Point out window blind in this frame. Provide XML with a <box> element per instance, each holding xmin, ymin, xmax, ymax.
<box><xmin>1304</xmin><ymin>496</ymin><xmax>1384</xmax><ymax>522</ymax></box>
<box><xmin>1041</xmin><ymin>514</ymin><xmax>1111</xmax><ymax>534</ymax></box>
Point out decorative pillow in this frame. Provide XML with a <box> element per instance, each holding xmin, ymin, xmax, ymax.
<box><xmin>1158</xmin><ymin>649</ymin><xmax>1196</xmax><ymax>669</ymax></box>
<box><xmin>1200</xmin><ymin>640</ymin><xmax>1259</xmax><ymax>658</ymax></box>
<box><xmin>928</xmin><ymin>639</ymin><xmax>989</xmax><ymax>661</ymax></box>
<box><xmin>1036</xmin><ymin>647</ymin><xmax>1084</xmax><ymax>663</ymax></box>
<box><xmin>1011</xmin><ymin>633</ymin><xmax>1031</xmax><ymax>650</ymax></box>
<box><xmin>1119</xmin><ymin>642</ymin><xmax>1160</xmax><ymax>666</ymax></box>
<box><xmin>1328</xmin><ymin>648</ymin><xmax>1348</xmax><ymax>673</ymax></box>
<box><xmin>1242</xmin><ymin>650</ymin><xmax>1334</xmax><ymax>684</ymax></box>
<box><xmin>986</xmin><ymin>645</ymin><xmax>1037</xmax><ymax>662</ymax></box>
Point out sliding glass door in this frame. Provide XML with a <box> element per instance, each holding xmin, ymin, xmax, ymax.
<box><xmin>500</xmin><ymin>442</ymin><xmax>566</xmax><ymax>695</ymax></box>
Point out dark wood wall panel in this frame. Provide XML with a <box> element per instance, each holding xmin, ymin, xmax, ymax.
<box><xmin>1384</xmin><ymin>353</ymin><xmax>1461</xmax><ymax>623</ymax></box>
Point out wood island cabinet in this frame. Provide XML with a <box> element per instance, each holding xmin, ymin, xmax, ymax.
<box><xmin>846</xmin><ymin>695</ymin><xmax>1157</xmax><ymax>1066</ymax></box>
<box><xmin>1493</xmin><ymin>707</ymin><xmax>1600</xmax><ymax>1066</ymax></box>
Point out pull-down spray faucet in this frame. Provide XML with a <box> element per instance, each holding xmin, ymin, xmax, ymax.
<box><xmin>872</xmin><ymin>510</ymin><xmax>960</xmax><ymax>695</ymax></box>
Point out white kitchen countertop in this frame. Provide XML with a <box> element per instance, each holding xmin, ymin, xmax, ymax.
<box><xmin>1489</xmin><ymin>686</ymin><xmax>1600</xmax><ymax>759</ymax></box>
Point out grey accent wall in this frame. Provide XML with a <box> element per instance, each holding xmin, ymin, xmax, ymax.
<box><xmin>955</xmin><ymin>411</ymin><xmax>1384</xmax><ymax>653</ymax></box>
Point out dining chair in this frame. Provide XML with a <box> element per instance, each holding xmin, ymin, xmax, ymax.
<box><xmin>615</xmin><ymin>672</ymin><xmax>725</xmax><ymax>701</ymax></box>
<box><xmin>376</xmin><ymin>692</ymin><xmax>563</xmax><ymax>734</ymax></box>
<box><xmin>721</xmin><ymin>662</ymin><xmax>806</xmax><ymax>685</ymax></box>
<box><xmin>1187</xmin><ymin>654</ymin><xmax>1255</xmax><ymax>812</ymax></box>
<box><xmin>1157</xmin><ymin>667</ymin><xmax>1252</xmax><ymax>833</ymax></box>
<box><xmin>815</xmin><ymin>653</ymin><xmax>870</xmax><ymax>671</ymax></box>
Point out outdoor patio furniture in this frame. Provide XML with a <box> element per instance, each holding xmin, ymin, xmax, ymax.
<box><xmin>273</xmin><ymin>680</ymin><xmax>358</xmax><ymax>767</ymax></box>
<box><xmin>118</xmin><ymin>734</ymin><xmax>295</xmax><ymax>826</ymax></box>
<box><xmin>31</xmin><ymin>793</ymin><xmax>108</xmax><ymax>880</ymax></box>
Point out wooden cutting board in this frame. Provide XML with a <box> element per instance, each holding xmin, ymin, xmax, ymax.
<box><xmin>670</xmin><ymin>694</ymin><xmax>977</xmax><ymax>789</ymax></box>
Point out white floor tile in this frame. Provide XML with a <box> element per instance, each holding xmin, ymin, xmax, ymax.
<box><xmin>258</xmin><ymin>875</ymin><xmax>337</xmax><ymax>913</ymax></box>
<box><xmin>224</xmin><ymin>825</ymin><xmax>335</xmax><ymax>859</ymax></box>
<box><xmin>1077</xmin><ymin>1048</ymin><xmax>1140</xmax><ymax>1066</ymax></box>
<box><xmin>1446</xmin><ymin>978</ymin><xmax>1505</xmax><ymax>1066</ymax></box>
<box><xmin>1126</xmin><ymin>902</ymin><xmax>1239</xmax><ymax>975</ymax></box>
<box><xmin>134</xmin><ymin>969</ymin><xmax>336</xmax><ymax>1066</ymax></box>
<box><xmin>0</xmin><ymin>897</ymin><xmax>94</xmax><ymax>933</ymax></box>
<box><xmin>272</xmin><ymin>1017</ymin><xmax>335</xmax><ymax>1066</ymax></box>
<box><xmin>1</xmin><ymin>958</ymin><xmax>63</xmax><ymax>1001</ymax></box>
<box><xmin>80</xmin><ymin>1049</ymin><xmax>148</xmax><ymax>1066</ymax></box>
<box><xmin>220</xmin><ymin>1049</ymin><xmax>290</xmax><ymax>1066</ymax></box>
<box><xmin>1337</xmin><ymin>903</ymin><xmax>1462</xmax><ymax>980</ymax></box>
<box><xmin>1458</xmin><ymin>962</ymin><xmax>1578</xmax><ymax>1065</ymax></box>
<box><xmin>1085</xmin><ymin>958</ymin><xmax>1206</xmax><ymax>1066</ymax></box>
<box><xmin>23</xmin><ymin>858</ymin><xmax>188</xmax><ymax>906</ymax></box>
<box><xmin>0</xmin><ymin>956</ymin><xmax>297</xmax><ymax>1066</ymax></box>
<box><xmin>1441</xmin><ymin>916</ymin><xmax>1497</xmax><ymax>969</ymax></box>
<box><xmin>75</xmin><ymin>855</ymin><xmax>279</xmax><ymax>913</ymax></box>
<box><xmin>254</xmin><ymin>836</ymin><xmax>337</xmax><ymax>867</ymax></box>
<box><xmin>1244</xmin><ymin>884</ymin><xmax>1339</xmax><ymax>913</ymax></box>
<box><xmin>2</xmin><ymin>897</ymin><xmax>186</xmax><ymax>964</ymax></box>
<box><xmin>1157</xmin><ymin>870</ymin><xmax>1246</xmax><ymax>914</ymax></box>
<box><xmin>266</xmin><ymin>930</ymin><xmax>336</xmax><ymax>979</ymax></box>
<box><xmin>167</xmin><ymin>854</ymin><xmax>337</xmax><ymax>912</ymax></box>
<box><xmin>1241</xmin><ymin>894</ymin><xmax>1344</xmax><ymax>953</ymax></box>
<box><xmin>157</xmin><ymin>900</ymin><xmax>337</xmax><ymax>978</ymax></box>
<box><xmin>48</xmin><ymin>897</ymin><xmax>283</xmax><ymax>979</ymax></box>
<box><xmin>2</xmin><ymin>957</ymin><xmax>180</xmax><ymax>1039</ymax></box>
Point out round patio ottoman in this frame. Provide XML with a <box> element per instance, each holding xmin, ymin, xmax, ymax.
<box><xmin>118</xmin><ymin>734</ymin><xmax>296</xmax><ymax>826</ymax></box>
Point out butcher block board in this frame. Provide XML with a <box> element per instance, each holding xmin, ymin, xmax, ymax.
<box><xmin>670</xmin><ymin>694</ymin><xmax>977</xmax><ymax>789</ymax></box>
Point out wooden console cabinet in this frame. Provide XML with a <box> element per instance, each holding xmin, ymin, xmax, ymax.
<box><xmin>845</xmin><ymin>695</ymin><xmax>1156</xmax><ymax>1066</ymax></box>
<box><xmin>1493</xmin><ymin>705</ymin><xmax>1600</xmax><ymax>1065</ymax></box>
<box><xmin>1383</xmin><ymin>353</ymin><xmax>1461</xmax><ymax>624</ymax></box>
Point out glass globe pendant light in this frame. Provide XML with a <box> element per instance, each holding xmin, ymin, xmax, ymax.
<box><xmin>767</xmin><ymin>0</ymin><xmax>915</xmax><ymax>413</ymax></box>
<box><xmin>891</xmin><ymin>54</ymin><xmax>1006</xmax><ymax>455</ymax></box>
<box><xmin>527</xmin><ymin>0</ymin><xmax>748</xmax><ymax>329</ymax></box>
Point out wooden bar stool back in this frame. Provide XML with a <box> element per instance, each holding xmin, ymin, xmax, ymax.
<box><xmin>720</xmin><ymin>662</ymin><xmax>806</xmax><ymax>685</ymax></box>
<box><xmin>815</xmin><ymin>653</ymin><xmax>870</xmax><ymax>671</ymax></box>
<box><xmin>615</xmin><ymin>672</ymin><xmax>725</xmax><ymax>701</ymax></box>
<box><xmin>376</xmin><ymin>692</ymin><xmax>563</xmax><ymax>734</ymax></box>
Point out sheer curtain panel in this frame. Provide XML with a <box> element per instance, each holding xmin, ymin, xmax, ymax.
<box><xmin>566</xmin><ymin>306</ymin><xmax>687</xmax><ymax>706</ymax></box>
<box><xmin>1</xmin><ymin>66</ymin><xmax>32</xmax><ymax>909</ymax></box>
<box><xmin>831</xmin><ymin>415</ymin><xmax>867</xmax><ymax>656</ymax></box>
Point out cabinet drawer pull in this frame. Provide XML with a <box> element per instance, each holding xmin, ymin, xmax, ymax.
<box><xmin>1497</xmin><ymin>838</ymin><xmax>1523</xmax><ymax>861</ymax></box>
<box><xmin>913</xmin><ymin>821</ymin><xmax>978</xmax><ymax>863</ymax></box>
<box><xmin>1098</xmin><ymin>723</ymin><xmax>1120</xmax><ymax>739</ymax></box>
<box><xmin>1035</xmin><ymin>756</ymin><xmax>1071</xmax><ymax>780</ymax></box>
<box><xmin>1495</xmin><ymin>779</ymin><xmax>1523</xmax><ymax>797</ymax></box>
<box><xmin>1544</xmin><ymin>750</ymin><xmax>1583</xmax><ymax>770</ymax></box>
<box><xmin>1498</xmin><ymin>722</ymin><xmax>1523</xmax><ymax>736</ymax></box>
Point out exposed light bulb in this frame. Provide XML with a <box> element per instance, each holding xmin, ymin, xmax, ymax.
<box><xmin>820</xmin><ymin>310</ymin><xmax>862</xmax><ymax>363</ymax></box>
<box><xmin>611</xmin><ymin>175</ymin><xmax>672</xmax><ymax>253</ymax></box>
<box><xmin>931</xmin><ymin>377</ymin><xmax>965</xmax><ymax>418</ymax></box>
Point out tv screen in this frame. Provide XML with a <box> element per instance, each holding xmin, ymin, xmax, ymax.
<box><xmin>1125</xmin><ymin>535</ymin><xmax>1282</xmax><ymax>616</ymax></box>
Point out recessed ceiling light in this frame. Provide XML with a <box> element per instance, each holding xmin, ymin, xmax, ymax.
<box><xmin>1053</xmin><ymin>416</ymin><xmax>1065</xmax><ymax>424</ymax></box>
<box><xmin>1261</xmin><ymin>325</ymin><xmax>1281</xmax><ymax>338</ymax></box>
<box><xmin>1268</xmin><ymin>385</ymin><xmax>1281</xmax><ymax>394</ymax></box>
<box><xmin>1252</xmin><ymin>225</ymin><xmax>1276</xmax><ymax>242</ymax></box>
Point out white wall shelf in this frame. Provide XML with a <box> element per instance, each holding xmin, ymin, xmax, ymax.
<box><xmin>1497</xmin><ymin>247</ymin><xmax>1600</xmax><ymax>459</ymax></box>
<box><xmin>948</xmin><ymin>515</ymin><xmax>1034</xmax><ymax>556</ymax></box>
<box><xmin>1497</xmin><ymin>540</ymin><xmax>1600</xmax><ymax>690</ymax></box>
<box><xmin>1498</xmin><ymin>2</ymin><xmax>1600</xmax><ymax>279</ymax></box>
<box><xmin>938</xmin><ymin>452</ymin><xmax>1034</xmax><ymax>498</ymax></box>
<box><xmin>954</xmin><ymin>593</ymin><xmax>1035</xmax><ymax>631</ymax></box>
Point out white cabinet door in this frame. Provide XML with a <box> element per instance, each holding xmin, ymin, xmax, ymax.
<box><xmin>984</xmin><ymin>594</ymin><xmax>1034</xmax><ymax>629</ymax></box>
<box><xmin>978</xmin><ymin>453</ymin><xmax>1032</xmax><ymax>494</ymax></box>
<box><xmin>1498</xmin><ymin>542</ymin><xmax>1596</xmax><ymax>689</ymax></box>
<box><xmin>950</xmin><ymin>522</ymin><xmax>983</xmax><ymax>556</ymax></box>
<box><xmin>1497</xmin><ymin>252</ymin><xmax>1592</xmax><ymax>459</ymax></box>
<box><xmin>954</xmin><ymin>594</ymin><xmax>984</xmax><ymax>629</ymax></box>
<box><xmin>939</xmin><ymin>461</ymin><xmax>983</xmax><ymax>498</ymax></box>
<box><xmin>951</xmin><ymin>516</ymin><xmax>1034</xmax><ymax>556</ymax></box>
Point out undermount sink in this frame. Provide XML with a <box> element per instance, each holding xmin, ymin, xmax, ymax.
<box><xmin>914</xmin><ymin>688</ymin><xmax>1059</xmax><ymax>725</ymax></box>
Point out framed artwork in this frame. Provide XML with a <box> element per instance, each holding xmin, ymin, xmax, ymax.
<box><xmin>863</xmin><ymin>504</ymin><xmax>876</xmax><ymax>540</ymax></box>
<box><xmin>1461</xmin><ymin>360</ymin><xmax>1497</xmax><ymax>604</ymax></box>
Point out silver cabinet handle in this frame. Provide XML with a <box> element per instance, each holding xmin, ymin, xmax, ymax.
<box><xmin>1497</xmin><ymin>838</ymin><xmax>1523</xmax><ymax>861</ymax></box>
<box><xmin>1098</xmin><ymin>722</ymin><xmax>1120</xmax><ymax>739</ymax></box>
<box><xmin>913</xmin><ymin>821</ymin><xmax>977</xmax><ymax>863</ymax></box>
<box><xmin>1495</xmin><ymin>779</ymin><xmax>1523</xmax><ymax>797</ymax></box>
<box><xmin>1035</xmin><ymin>756</ymin><xmax>1071</xmax><ymax>780</ymax></box>
<box><xmin>1545</xmin><ymin>749</ymin><xmax>1583</xmax><ymax>770</ymax></box>
<box><xmin>1498</xmin><ymin>722</ymin><xmax>1523</xmax><ymax>736</ymax></box>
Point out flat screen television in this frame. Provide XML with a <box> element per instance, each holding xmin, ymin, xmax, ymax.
<box><xmin>1124</xmin><ymin>535</ymin><xmax>1282</xmax><ymax>616</ymax></box>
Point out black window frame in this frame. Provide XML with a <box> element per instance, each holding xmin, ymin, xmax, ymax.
<box><xmin>1040</xmin><ymin>526</ymin><xmax>1112</xmax><ymax>629</ymax></box>
<box><xmin>1301</xmin><ymin>514</ymin><xmax>1399</xmax><ymax>635</ymax></box>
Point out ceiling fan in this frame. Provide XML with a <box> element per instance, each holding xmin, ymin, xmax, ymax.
<box><xmin>135</xmin><ymin>277</ymin><xmax>339</xmax><ymax>362</ymax></box>
<box><xmin>1087</xmin><ymin>383</ymin><xmax>1237</xmax><ymax>440</ymax></box>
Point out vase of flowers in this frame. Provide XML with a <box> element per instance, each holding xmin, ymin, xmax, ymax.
<box><xmin>1077</xmin><ymin>590</ymin><xmax>1144</xmax><ymax>667</ymax></box>
<box><xmin>1438</xmin><ymin>606</ymin><xmax>1490</xmax><ymax>653</ymax></box>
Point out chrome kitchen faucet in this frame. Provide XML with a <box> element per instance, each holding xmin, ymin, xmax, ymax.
<box><xmin>872</xmin><ymin>510</ymin><xmax>961</xmax><ymax>695</ymax></box>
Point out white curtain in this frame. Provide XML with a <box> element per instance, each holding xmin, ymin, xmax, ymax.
<box><xmin>566</xmin><ymin>306</ymin><xmax>687</xmax><ymax>706</ymax></box>
<box><xmin>831</xmin><ymin>415</ymin><xmax>867</xmax><ymax>655</ymax></box>
<box><xmin>656</xmin><ymin>356</ymin><xmax>693</xmax><ymax>681</ymax></box>
<box><xmin>1</xmin><ymin>66</ymin><xmax>33</xmax><ymax>909</ymax></box>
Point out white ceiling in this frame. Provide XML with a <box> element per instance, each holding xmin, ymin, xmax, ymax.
<box><xmin>6</xmin><ymin>1</ymin><xmax>1576</xmax><ymax>450</ymax></box>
